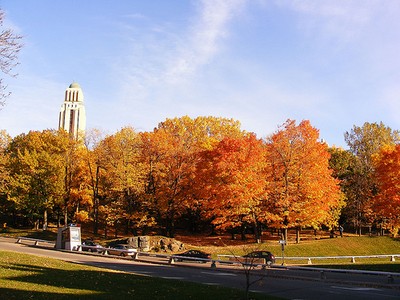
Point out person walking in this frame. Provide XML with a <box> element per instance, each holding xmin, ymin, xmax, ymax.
<box><xmin>339</xmin><ymin>225</ymin><xmax>344</xmax><ymax>237</ymax></box>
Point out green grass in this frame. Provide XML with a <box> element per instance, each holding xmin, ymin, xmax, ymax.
<box><xmin>0</xmin><ymin>227</ymin><xmax>57</xmax><ymax>240</ymax></box>
<box><xmin>213</xmin><ymin>236</ymin><xmax>400</xmax><ymax>256</ymax></box>
<box><xmin>269</xmin><ymin>236</ymin><xmax>400</xmax><ymax>271</ymax></box>
<box><xmin>0</xmin><ymin>251</ymin><xmax>279</xmax><ymax>300</ymax></box>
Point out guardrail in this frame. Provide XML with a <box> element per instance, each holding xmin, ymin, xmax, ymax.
<box><xmin>278</xmin><ymin>264</ymin><xmax>400</xmax><ymax>284</ymax></box>
<box><xmin>274</xmin><ymin>254</ymin><xmax>400</xmax><ymax>264</ymax></box>
<box><xmin>75</xmin><ymin>245</ymin><xmax>138</xmax><ymax>257</ymax></box>
<box><xmin>16</xmin><ymin>237</ymin><xmax>55</xmax><ymax>247</ymax></box>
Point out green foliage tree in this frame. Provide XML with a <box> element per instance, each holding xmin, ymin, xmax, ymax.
<box><xmin>344</xmin><ymin>122</ymin><xmax>400</xmax><ymax>234</ymax></box>
<box><xmin>7</xmin><ymin>130</ymin><xmax>70</xmax><ymax>229</ymax></box>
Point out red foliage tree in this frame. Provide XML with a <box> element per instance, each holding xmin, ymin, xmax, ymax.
<box><xmin>196</xmin><ymin>134</ymin><xmax>274</xmax><ymax>242</ymax></box>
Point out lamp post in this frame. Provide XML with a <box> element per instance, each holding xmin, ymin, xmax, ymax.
<box><xmin>279</xmin><ymin>239</ymin><xmax>287</xmax><ymax>265</ymax></box>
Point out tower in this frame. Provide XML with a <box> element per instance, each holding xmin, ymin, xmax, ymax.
<box><xmin>58</xmin><ymin>82</ymin><xmax>86</xmax><ymax>140</ymax></box>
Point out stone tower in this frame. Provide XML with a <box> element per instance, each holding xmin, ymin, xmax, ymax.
<box><xmin>58</xmin><ymin>82</ymin><xmax>86</xmax><ymax>140</ymax></box>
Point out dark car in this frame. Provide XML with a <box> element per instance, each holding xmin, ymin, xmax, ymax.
<box><xmin>174</xmin><ymin>250</ymin><xmax>211</xmax><ymax>263</ymax></box>
<box><xmin>243</xmin><ymin>251</ymin><xmax>275</xmax><ymax>266</ymax></box>
<box><xmin>107</xmin><ymin>244</ymin><xmax>137</xmax><ymax>257</ymax></box>
<box><xmin>81</xmin><ymin>240</ymin><xmax>103</xmax><ymax>253</ymax></box>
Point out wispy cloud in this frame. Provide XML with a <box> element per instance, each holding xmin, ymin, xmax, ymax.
<box><xmin>277</xmin><ymin>0</ymin><xmax>375</xmax><ymax>40</ymax></box>
<box><xmin>163</xmin><ymin>0</ymin><xmax>247</xmax><ymax>84</ymax></box>
<box><xmin>113</xmin><ymin>0</ymin><xmax>248</xmax><ymax>130</ymax></box>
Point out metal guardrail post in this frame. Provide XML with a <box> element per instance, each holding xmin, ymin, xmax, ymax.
<box><xmin>211</xmin><ymin>260</ymin><xmax>216</xmax><ymax>268</ymax></box>
<box><xmin>320</xmin><ymin>270</ymin><xmax>326</xmax><ymax>279</ymax></box>
<box><xmin>168</xmin><ymin>257</ymin><xmax>175</xmax><ymax>264</ymax></box>
<box><xmin>391</xmin><ymin>255</ymin><xmax>396</xmax><ymax>262</ymax></box>
<box><xmin>307</xmin><ymin>258</ymin><xmax>312</xmax><ymax>265</ymax></box>
<box><xmin>351</xmin><ymin>257</ymin><xmax>356</xmax><ymax>263</ymax></box>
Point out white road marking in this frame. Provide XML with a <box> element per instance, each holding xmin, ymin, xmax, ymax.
<box><xmin>331</xmin><ymin>286</ymin><xmax>380</xmax><ymax>291</ymax></box>
<box><xmin>201</xmin><ymin>271</ymin><xmax>237</xmax><ymax>276</ymax></box>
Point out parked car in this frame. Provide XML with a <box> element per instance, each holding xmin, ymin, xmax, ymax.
<box><xmin>174</xmin><ymin>250</ymin><xmax>211</xmax><ymax>263</ymax></box>
<box><xmin>107</xmin><ymin>244</ymin><xmax>137</xmax><ymax>257</ymax></box>
<box><xmin>81</xmin><ymin>240</ymin><xmax>103</xmax><ymax>253</ymax></box>
<box><xmin>243</xmin><ymin>251</ymin><xmax>275</xmax><ymax>265</ymax></box>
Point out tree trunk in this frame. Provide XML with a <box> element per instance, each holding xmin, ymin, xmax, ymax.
<box><xmin>34</xmin><ymin>219</ymin><xmax>39</xmax><ymax>230</ymax></box>
<box><xmin>282</xmin><ymin>228</ymin><xmax>288</xmax><ymax>241</ymax></box>
<box><xmin>43</xmin><ymin>209</ymin><xmax>48</xmax><ymax>231</ymax></box>
<box><xmin>64</xmin><ymin>206</ymin><xmax>68</xmax><ymax>227</ymax></box>
<box><xmin>296</xmin><ymin>227</ymin><xmax>300</xmax><ymax>244</ymax></box>
<box><xmin>241</xmin><ymin>224</ymin><xmax>246</xmax><ymax>241</ymax></box>
<box><xmin>254</xmin><ymin>221</ymin><xmax>261</xmax><ymax>243</ymax></box>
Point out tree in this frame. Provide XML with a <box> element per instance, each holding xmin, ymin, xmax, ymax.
<box><xmin>0</xmin><ymin>130</ymin><xmax>11</xmax><ymax>192</ymax></box>
<box><xmin>0</xmin><ymin>10</ymin><xmax>22</xmax><ymax>108</ymax></box>
<box><xmin>196</xmin><ymin>134</ymin><xmax>271</xmax><ymax>242</ymax></box>
<box><xmin>83</xmin><ymin>128</ymin><xmax>105</xmax><ymax>234</ymax></box>
<box><xmin>0</xmin><ymin>130</ymin><xmax>13</xmax><ymax>225</ymax></box>
<box><xmin>140</xmin><ymin>116</ymin><xmax>245</xmax><ymax>237</ymax></box>
<box><xmin>62</xmin><ymin>138</ymin><xmax>92</xmax><ymax>227</ymax></box>
<box><xmin>344</xmin><ymin>122</ymin><xmax>400</xmax><ymax>234</ymax></box>
<box><xmin>371</xmin><ymin>145</ymin><xmax>400</xmax><ymax>236</ymax></box>
<box><xmin>266</xmin><ymin>120</ymin><xmax>344</xmax><ymax>242</ymax></box>
<box><xmin>97</xmin><ymin>127</ymin><xmax>150</xmax><ymax>236</ymax></box>
<box><xmin>328</xmin><ymin>147</ymin><xmax>357</xmax><ymax>226</ymax></box>
<box><xmin>7</xmin><ymin>130</ymin><xmax>69</xmax><ymax>229</ymax></box>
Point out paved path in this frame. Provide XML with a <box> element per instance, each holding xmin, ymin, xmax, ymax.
<box><xmin>1</xmin><ymin>237</ymin><xmax>400</xmax><ymax>300</ymax></box>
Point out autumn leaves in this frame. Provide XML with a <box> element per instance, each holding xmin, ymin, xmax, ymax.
<box><xmin>3</xmin><ymin>117</ymin><xmax>396</xmax><ymax>239</ymax></box>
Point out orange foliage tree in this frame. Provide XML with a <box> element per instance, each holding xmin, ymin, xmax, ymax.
<box><xmin>371</xmin><ymin>145</ymin><xmax>400</xmax><ymax>236</ymax></box>
<box><xmin>140</xmin><ymin>116</ymin><xmax>244</xmax><ymax>237</ymax></box>
<box><xmin>266</xmin><ymin>120</ymin><xmax>344</xmax><ymax>242</ymax></box>
<box><xmin>196</xmin><ymin>134</ymin><xmax>275</xmax><ymax>242</ymax></box>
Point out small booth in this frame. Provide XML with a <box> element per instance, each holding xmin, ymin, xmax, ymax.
<box><xmin>56</xmin><ymin>224</ymin><xmax>81</xmax><ymax>250</ymax></box>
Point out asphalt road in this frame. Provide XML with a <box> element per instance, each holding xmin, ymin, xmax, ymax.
<box><xmin>1</xmin><ymin>237</ymin><xmax>399</xmax><ymax>300</ymax></box>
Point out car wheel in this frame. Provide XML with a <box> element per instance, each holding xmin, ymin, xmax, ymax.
<box><xmin>89</xmin><ymin>249</ymin><xmax>93</xmax><ymax>253</ymax></box>
<box><xmin>266</xmin><ymin>260</ymin><xmax>272</xmax><ymax>266</ymax></box>
<box><xmin>120</xmin><ymin>253</ymin><xmax>125</xmax><ymax>257</ymax></box>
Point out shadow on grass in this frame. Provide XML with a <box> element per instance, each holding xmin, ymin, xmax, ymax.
<box><xmin>0</xmin><ymin>288</ymin><xmax>90</xmax><ymax>300</ymax></box>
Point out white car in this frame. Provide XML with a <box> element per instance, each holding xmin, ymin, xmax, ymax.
<box><xmin>107</xmin><ymin>244</ymin><xmax>137</xmax><ymax>257</ymax></box>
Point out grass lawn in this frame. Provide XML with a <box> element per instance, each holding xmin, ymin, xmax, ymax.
<box><xmin>0</xmin><ymin>250</ymin><xmax>280</xmax><ymax>300</ymax></box>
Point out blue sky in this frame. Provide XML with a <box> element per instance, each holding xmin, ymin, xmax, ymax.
<box><xmin>1</xmin><ymin>0</ymin><xmax>400</xmax><ymax>148</ymax></box>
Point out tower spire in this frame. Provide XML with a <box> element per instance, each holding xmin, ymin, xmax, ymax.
<box><xmin>58</xmin><ymin>82</ymin><xmax>86</xmax><ymax>140</ymax></box>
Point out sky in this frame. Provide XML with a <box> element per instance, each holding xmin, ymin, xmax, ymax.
<box><xmin>1</xmin><ymin>0</ymin><xmax>400</xmax><ymax>148</ymax></box>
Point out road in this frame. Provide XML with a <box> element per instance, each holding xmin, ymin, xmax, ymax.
<box><xmin>1</xmin><ymin>237</ymin><xmax>399</xmax><ymax>300</ymax></box>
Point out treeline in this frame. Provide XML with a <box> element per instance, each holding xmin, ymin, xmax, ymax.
<box><xmin>1</xmin><ymin>116</ymin><xmax>399</xmax><ymax>240</ymax></box>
